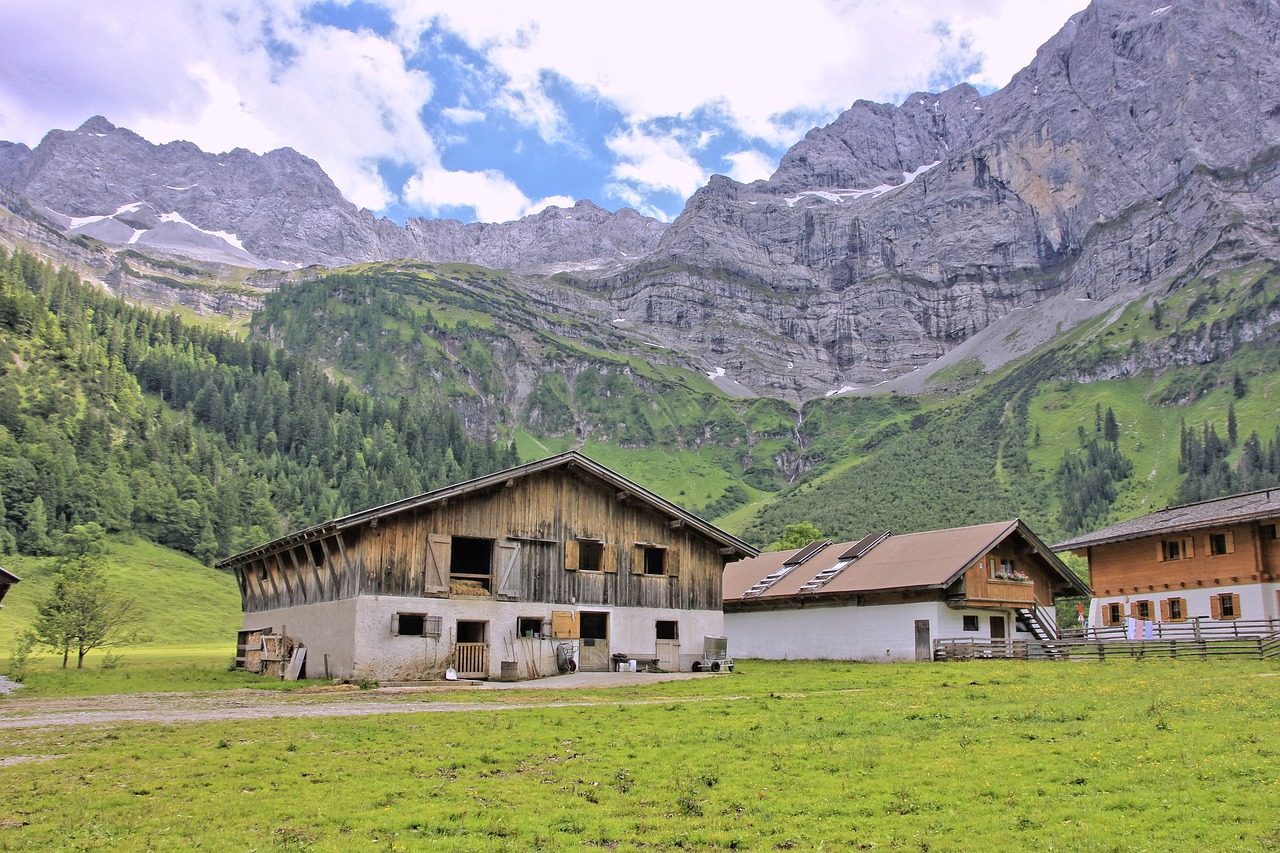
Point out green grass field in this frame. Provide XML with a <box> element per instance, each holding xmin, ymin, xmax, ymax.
<box><xmin>2</xmin><ymin>658</ymin><xmax>1277</xmax><ymax>851</ymax></box>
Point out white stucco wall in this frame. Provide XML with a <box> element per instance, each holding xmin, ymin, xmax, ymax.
<box><xmin>726</xmin><ymin>602</ymin><xmax>1023</xmax><ymax>662</ymax></box>
<box><xmin>240</xmin><ymin>599</ymin><xmax>358</xmax><ymax>678</ymax></box>
<box><xmin>247</xmin><ymin>595</ymin><xmax>725</xmax><ymax>680</ymax></box>
<box><xmin>1089</xmin><ymin>581</ymin><xmax>1280</xmax><ymax>628</ymax></box>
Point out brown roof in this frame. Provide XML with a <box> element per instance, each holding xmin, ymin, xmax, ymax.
<box><xmin>725</xmin><ymin>519</ymin><xmax>1088</xmax><ymax>604</ymax></box>
<box><xmin>1052</xmin><ymin>488</ymin><xmax>1280</xmax><ymax>551</ymax></box>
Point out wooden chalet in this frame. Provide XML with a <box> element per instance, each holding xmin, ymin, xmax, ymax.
<box><xmin>218</xmin><ymin>451</ymin><xmax>757</xmax><ymax>681</ymax></box>
<box><xmin>1055</xmin><ymin>488</ymin><xmax>1280</xmax><ymax>634</ymax></box>
<box><xmin>724</xmin><ymin>520</ymin><xmax>1090</xmax><ymax>661</ymax></box>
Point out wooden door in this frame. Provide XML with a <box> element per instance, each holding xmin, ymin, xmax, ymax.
<box><xmin>914</xmin><ymin>619</ymin><xmax>931</xmax><ymax>661</ymax></box>
<box><xmin>990</xmin><ymin>615</ymin><xmax>1007</xmax><ymax>639</ymax></box>
<box><xmin>578</xmin><ymin>611</ymin><xmax>610</xmax><ymax>671</ymax></box>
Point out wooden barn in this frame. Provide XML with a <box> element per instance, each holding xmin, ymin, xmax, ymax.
<box><xmin>218</xmin><ymin>451</ymin><xmax>757</xmax><ymax>681</ymax></box>
<box><xmin>0</xmin><ymin>567</ymin><xmax>18</xmax><ymax>608</ymax></box>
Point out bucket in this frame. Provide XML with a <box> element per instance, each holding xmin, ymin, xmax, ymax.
<box><xmin>499</xmin><ymin>660</ymin><xmax>519</xmax><ymax>681</ymax></box>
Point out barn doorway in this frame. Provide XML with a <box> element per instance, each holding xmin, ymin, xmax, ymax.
<box><xmin>578</xmin><ymin>611</ymin><xmax>611</xmax><ymax>671</ymax></box>
<box><xmin>454</xmin><ymin>620</ymin><xmax>489</xmax><ymax>678</ymax></box>
<box><xmin>914</xmin><ymin>619</ymin><xmax>931</xmax><ymax>661</ymax></box>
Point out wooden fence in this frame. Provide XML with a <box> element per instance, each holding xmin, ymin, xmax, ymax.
<box><xmin>934</xmin><ymin>631</ymin><xmax>1280</xmax><ymax>662</ymax></box>
<box><xmin>453</xmin><ymin>642</ymin><xmax>489</xmax><ymax>678</ymax></box>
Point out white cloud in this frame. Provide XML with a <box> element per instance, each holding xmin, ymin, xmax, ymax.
<box><xmin>606</xmin><ymin>126</ymin><xmax>707</xmax><ymax>199</ymax></box>
<box><xmin>723</xmin><ymin>150</ymin><xmax>776</xmax><ymax>184</ymax></box>
<box><xmin>403</xmin><ymin>165</ymin><xmax>532</xmax><ymax>222</ymax></box>
<box><xmin>442</xmin><ymin>106</ymin><xmax>486</xmax><ymax>124</ymax></box>
<box><xmin>525</xmin><ymin>195</ymin><xmax>578</xmax><ymax>215</ymax></box>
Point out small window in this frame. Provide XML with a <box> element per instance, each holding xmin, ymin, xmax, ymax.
<box><xmin>1263</xmin><ymin>524</ymin><xmax>1277</xmax><ymax>541</ymax></box>
<box><xmin>393</xmin><ymin>613</ymin><xmax>426</xmax><ymax>636</ymax></box>
<box><xmin>517</xmin><ymin>617</ymin><xmax>544</xmax><ymax>639</ymax></box>
<box><xmin>643</xmin><ymin>546</ymin><xmax>667</xmax><ymax>576</ymax></box>
<box><xmin>1161</xmin><ymin>539</ymin><xmax>1184</xmax><ymax>561</ymax></box>
<box><xmin>579</xmin><ymin>540</ymin><xmax>603</xmax><ymax>572</ymax></box>
<box><xmin>962</xmin><ymin>615</ymin><xmax>979</xmax><ymax>632</ymax></box>
<box><xmin>1133</xmin><ymin>600</ymin><xmax>1152</xmax><ymax>621</ymax></box>
<box><xmin>1162</xmin><ymin>597</ymin><xmax>1186</xmax><ymax>622</ymax></box>
<box><xmin>1215</xmin><ymin>593</ymin><xmax>1239</xmax><ymax>619</ymax></box>
<box><xmin>656</xmin><ymin>620</ymin><xmax>679</xmax><ymax>641</ymax></box>
<box><xmin>1208</xmin><ymin>531</ymin><xmax>1233</xmax><ymax>556</ymax></box>
<box><xmin>1103</xmin><ymin>602</ymin><xmax>1124</xmax><ymax>626</ymax></box>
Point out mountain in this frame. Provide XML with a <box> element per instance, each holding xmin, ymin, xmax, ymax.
<box><xmin>0</xmin><ymin>116</ymin><xmax>665</xmax><ymax>273</ymax></box>
<box><xmin>0</xmin><ymin>0</ymin><xmax>1277</xmax><ymax>410</ymax></box>
<box><xmin>591</xmin><ymin>0</ymin><xmax>1280</xmax><ymax>399</ymax></box>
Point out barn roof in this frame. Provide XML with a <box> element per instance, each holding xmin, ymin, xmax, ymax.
<box><xmin>0</xmin><ymin>566</ymin><xmax>18</xmax><ymax>607</ymax></box>
<box><xmin>1052</xmin><ymin>488</ymin><xmax>1280</xmax><ymax>551</ymax></box>
<box><xmin>724</xmin><ymin>519</ymin><xmax>1088</xmax><ymax>606</ymax></box>
<box><xmin>218</xmin><ymin>451</ymin><xmax>758</xmax><ymax>567</ymax></box>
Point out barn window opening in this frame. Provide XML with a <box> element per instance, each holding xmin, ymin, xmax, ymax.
<box><xmin>643</xmin><ymin>546</ymin><xmax>667</xmax><ymax>575</ymax></box>
<box><xmin>308</xmin><ymin>541</ymin><xmax>325</xmax><ymax>566</ymax></box>
<box><xmin>579</xmin><ymin>540</ymin><xmax>603</xmax><ymax>571</ymax></box>
<box><xmin>518</xmin><ymin>617</ymin><xmax>544</xmax><ymax>638</ymax></box>
<box><xmin>656</xmin><ymin>620</ymin><xmax>679</xmax><ymax>641</ymax></box>
<box><xmin>394</xmin><ymin>613</ymin><xmax>426</xmax><ymax>636</ymax></box>
<box><xmin>451</xmin><ymin>536</ymin><xmax>494</xmax><ymax>592</ymax></box>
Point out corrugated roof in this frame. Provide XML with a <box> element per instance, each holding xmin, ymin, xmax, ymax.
<box><xmin>726</xmin><ymin>519</ymin><xmax>1089</xmax><ymax>603</ymax></box>
<box><xmin>1052</xmin><ymin>488</ymin><xmax>1280</xmax><ymax>551</ymax></box>
<box><xmin>218</xmin><ymin>451</ymin><xmax>758</xmax><ymax>567</ymax></box>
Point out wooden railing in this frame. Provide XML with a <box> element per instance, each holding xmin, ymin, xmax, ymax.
<box><xmin>935</xmin><ymin>631</ymin><xmax>1280</xmax><ymax>662</ymax></box>
<box><xmin>1061</xmin><ymin>618</ymin><xmax>1280</xmax><ymax>643</ymax></box>
<box><xmin>453</xmin><ymin>642</ymin><xmax>490</xmax><ymax>677</ymax></box>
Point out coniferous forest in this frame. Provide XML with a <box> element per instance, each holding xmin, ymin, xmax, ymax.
<box><xmin>0</xmin><ymin>250</ymin><xmax>518</xmax><ymax>563</ymax></box>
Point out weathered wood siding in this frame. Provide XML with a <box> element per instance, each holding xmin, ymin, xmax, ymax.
<box><xmin>234</xmin><ymin>467</ymin><xmax>728</xmax><ymax>614</ymax></box>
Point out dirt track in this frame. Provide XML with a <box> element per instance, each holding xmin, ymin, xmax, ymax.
<box><xmin>0</xmin><ymin>670</ymin><xmax>718</xmax><ymax>730</ymax></box>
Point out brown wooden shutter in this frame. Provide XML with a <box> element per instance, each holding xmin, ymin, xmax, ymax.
<box><xmin>667</xmin><ymin>548</ymin><xmax>680</xmax><ymax>577</ymax></box>
<box><xmin>1129</xmin><ymin>601</ymin><xmax>1140</xmax><ymax>619</ymax></box>
<box><xmin>1225</xmin><ymin>532</ymin><xmax>1236</xmax><ymax>554</ymax></box>
<box><xmin>1230</xmin><ymin>593</ymin><xmax>1242</xmax><ymax>619</ymax></box>
<box><xmin>1183</xmin><ymin>537</ymin><xmax>1194</xmax><ymax>558</ymax></box>
<box><xmin>1101</xmin><ymin>604</ymin><xmax>1114</xmax><ymax>626</ymax></box>
<box><xmin>1157</xmin><ymin>541</ymin><xmax>1166</xmax><ymax>561</ymax></box>
<box><xmin>632</xmin><ymin>544</ymin><xmax>645</xmax><ymax>574</ymax></box>
<box><xmin>1210</xmin><ymin>594</ymin><xmax>1222</xmax><ymax>619</ymax></box>
<box><xmin>425</xmin><ymin>534</ymin><xmax>450</xmax><ymax>594</ymax></box>
<box><xmin>1159</xmin><ymin>599</ymin><xmax>1170</xmax><ymax>621</ymax></box>
<box><xmin>602</xmin><ymin>543</ymin><xmax>617</xmax><ymax>573</ymax></box>
<box><xmin>551</xmin><ymin>610</ymin><xmax>579</xmax><ymax>639</ymax></box>
<box><xmin>564</xmin><ymin>539</ymin><xmax>579</xmax><ymax>572</ymax></box>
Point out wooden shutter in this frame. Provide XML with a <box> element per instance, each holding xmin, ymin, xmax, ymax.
<box><xmin>1229</xmin><ymin>593</ymin><xmax>1242</xmax><ymax>619</ymax></box>
<box><xmin>1210</xmin><ymin>595</ymin><xmax>1222</xmax><ymax>619</ymax></box>
<box><xmin>667</xmin><ymin>548</ymin><xmax>680</xmax><ymax>577</ymax></box>
<box><xmin>1157</xmin><ymin>541</ymin><xmax>1166</xmax><ymax>561</ymax></box>
<box><xmin>551</xmin><ymin>610</ymin><xmax>579</xmax><ymax>639</ymax></box>
<box><xmin>496</xmin><ymin>541</ymin><xmax>520</xmax><ymax>598</ymax></box>
<box><xmin>1159</xmin><ymin>599</ymin><xmax>1170</xmax><ymax>621</ymax></box>
<box><xmin>1101</xmin><ymin>603</ymin><xmax>1114</xmax><ymax>626</ymax></box>
<box><xmin>632</xmin><ymin>544</ymin><xmax>645</xmax><ymax>574</ymax></box>
<box><xmin>425</xmin><ymin>534</ymin><xmax>450</xmax><ymax>594</ymax></box>
<box><xmin>602</xmin><ymin>543</ymin><xmax>617</xmax><ymax>573</ymax></box>
<box><xmin>1224</xmin><ymin>531</ymin><xmax>1236</xmax><ymax>554</ymax></box>
<box><xmin>1129</xmin><ymin>601</ymin><xmax>1139</xmax><ymax>619</ymax></box>
<box><xmin>1182</xmin><ymin>537</ymin><xmax>1193</xmax><ymax>558</ymax></box>
<box><xmin>564</xmin><ymin>539</ymin><xmax>579</xmax><ymax>572</ymax></box>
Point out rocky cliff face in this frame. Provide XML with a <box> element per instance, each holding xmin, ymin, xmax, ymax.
<box><xmin>0</xmin><ymin>116</ymin><xmax>665</xmax><ymax>272</ymax></box>
<box><xmin>595</xmin><ymin>0</ymin><xmax>1280</xmax><ymax>400</ymax></box>
<box><xmin>1</xmin><ymin>0</ymin><xmax>1277</xmax><ymax>404</ymax></box>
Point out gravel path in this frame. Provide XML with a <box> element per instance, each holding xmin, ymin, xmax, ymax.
<box><xmin>0</xmin><ymin>671</ymin><xmax>718</xmax><ymax>730</ymax></box>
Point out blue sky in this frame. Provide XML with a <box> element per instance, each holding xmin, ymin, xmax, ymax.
<box><xmin>0</xmin><ymin>1</ymin><xmax>1088</xmax><ymax>224</ymax></box>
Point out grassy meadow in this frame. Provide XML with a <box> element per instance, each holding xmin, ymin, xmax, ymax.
<box><xmin>2</xmin><ymin>658</ymin><xmax>1278</xmax><ymax>851</ymax></box>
